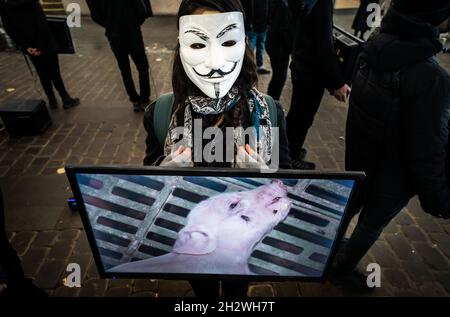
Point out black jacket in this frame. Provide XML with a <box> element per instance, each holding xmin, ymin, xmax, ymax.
<box><xmin>290</xmin><ymin>0</ymin><xmax>344</xmax><ymax>91</ymax></box>
<box><xmin>0</xmin><ymin>0</ymin><xmax>58</xmax><ymax>53</ymax></box>
<box><xmin>241</xmin><ymin>0</ymin><xmax>269</xmax><ymax>33</ymax></box>
<box><xmin>86</xmin><ymin>0</ymin><xmax>150</xmax><ymax>40</ymax></box>
<box><xmin>346</xmin><ymin>8</ymin><xmax>450</xmax><ymax>218</ymax></box>
<box><xmin>266</xmin><ymin>0</ymin><xmax>295</xmax><ymax>54</ymax></box>
<box><xmin>352</xmin><ymin>0</ymin><xmax>379</xmax><ymax>33</ymax></box>
<box><xmin>143</xmin><ymin>98</ymin><xmax>292</xmax><ymax>169</ymax></box>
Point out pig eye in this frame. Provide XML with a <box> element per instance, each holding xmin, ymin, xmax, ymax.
<box><xmin>241</xmin><ymin>215</ymin><xmax>251</xmax><ymax>222</ymax></box>
<box><xmin>273</xmin><ymin>210</ymin><xmax>278</xmax><ymax>215</ymax></box>
<box><xmin>230</xmin><ymin>202</ymin><xmax>239</xmax><ymax>209</ymax></box>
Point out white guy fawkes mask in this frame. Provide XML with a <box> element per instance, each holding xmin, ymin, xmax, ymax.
<box><xmin>179</xmin><ymin>12</ymin><xmax>246</xmax><ymax>99</ymax></box>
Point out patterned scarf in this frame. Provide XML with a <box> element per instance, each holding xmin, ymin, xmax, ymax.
<box><xmin>164</xmin><ymin>87</ymin><xmax>274</xmax><ymax>164</ymax></box>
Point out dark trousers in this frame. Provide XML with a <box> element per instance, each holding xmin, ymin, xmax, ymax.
<box><xmin>337</xmin><ymin>192</ymin><xmax>410</xmax><ymax>271</ymax></box>
<box><xmin>0</xmin><ymin>187</ymin><xmax>25</xmax><ymax>282</ymax></box>
<box><xmin>189</xmin><ymin>280</ymin><xmax>249</xmax><ymax>298</ymax></box>
<box><xmin>247</xmin><ymin>30</ymin><xmax>267</xmax><ymax>68</ymax></box>
<box><xmin>286</xmin><ymin>73</ymin><xmax>325</xmax><ymax>159</ymax></box>
<box><xmin>267</xmin><ymin>44</ymin><xmax>290</xmax><ymax>101</ymax></box>
<box><xmin>29</xmin><ymin>53</ymin><xmax>69</xmax><ymax>102</ymax></box>
<box><xmin>109</xmin><ymin>31</ymin><xmax>150</xmax><ymax>104</ymax></box>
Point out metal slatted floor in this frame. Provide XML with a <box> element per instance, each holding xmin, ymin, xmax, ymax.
<box><xmin>77</xmin><ymin>174</ymin><xmax>353</xmax><ymax>277</ymax></box>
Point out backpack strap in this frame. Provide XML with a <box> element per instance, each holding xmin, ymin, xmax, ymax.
<box><xmin>263</xmin><ymin>94</ymin><xmax>278</xmax><ymax>128</ymax></box>
<box><xmin>153</xmin><ymin>92</ymin><xmax>175</xmax><ymax>146</ymax></box>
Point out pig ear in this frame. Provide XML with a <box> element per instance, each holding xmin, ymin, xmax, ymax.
<box><xmin>172</xmin><ymin>228</ymin><xmax>217</xmax><ymax>255</ymax></box>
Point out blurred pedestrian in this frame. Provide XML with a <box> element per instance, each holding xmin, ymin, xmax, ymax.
<box><xmin>87</xmin><ymin>0</ymin><xmax>153</xmax><ymax>112</ymax></box>
<box><xmin>241</xmin><ymin>0</ymin><xmax>271</xmax><ymax>75</ymax></box>
<box><xmin>332</xmin><ymin>0</ymin><xmax>450</xmax><ymax>290</ymax></box>
<box><xmin>352</xmin><ymin>0</ymin><xmax>379</xmax><ymax>40</ymax></box>
<box><xmin>0</xmin><ymin>0</ymin><xmax>80</xmax><ymax>110</ymax></box>
<box><xmin>266</xmin><ymin>0</ymin><xmax>294</xmax><ymax>101</ymax></box>
<box><xmin>287</xmin><ymin>0</ymin><xmax>351</xmax><ymax>170</ymax></box>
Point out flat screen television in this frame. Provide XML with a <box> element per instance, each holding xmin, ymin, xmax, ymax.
<box><xmin>66</xmin><ymin>166</ymin><xmax>365</xmax><ymax>282</ymax></box>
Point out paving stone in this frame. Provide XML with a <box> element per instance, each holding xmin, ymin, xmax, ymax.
<box><xmin>394</xmin><ymin>212</ymin><xmax>415</xmax><ymax>226</ymax></box>
<box><xmin>109</xmin><ymin>279</ymin><xmax>133</xmax><ymax>289</ymax></box>
<box><xmin>65</xmin><ymin>253</ymin><xmax>92</xmax><ymax>283</ymax></box>
<box><xmin>158</xmin><ymin>280</ymin><xmax>192</xmax><ymax>297</ymax></box>
<box><xmin>297</xmin><ymin>282</ymin><xmax>343</xmax><ymax>297</ymax></box>
<box><xmin>429</xmin><ymin>234</ymin><xmax>450</xmax><ymax>258</ymax></box>
<box><xmin>272</xmin><ymin>282</ymin><xmax>299</xmax><ymax>297</ymax></box>
<box><xmin>106</xmin><ymin>286</ymin><xmax>132</xmax><ymax>297</ymax></box>
<box><xmin>435</xmin><ymin>272</ymin><xmax>450</xmax><ymax>293</ymax></box>
<box><xmin>385</xmin><ymin>234</ymin><xmax>418</xmax><ymax>262</ymax></box>
<box><xmin>11</xmin><ymin>231</ymin><xmax>38</xmax><ymax>256</ymax></box>
<box><xmin>86</xmin><ymin>259</ymin><xmax>100</xmax><ymax>280</ymax></box>
<box><xmin>21</xmin><ymin>246</ymin><xmax>50</xmax><ymax>277</ymax></box>
<box><xmin>383</xmin><ymin>269</ymin><xmax>411</xmax><ymax>289</ymax></box>
<box><xmin>413</xmin><ymin>242</ymin><xmax>449</xmax><ymax>271</ymax></box>
<box><xmin>33</xmin><ymin>231</ymin><xmax>59</xmax><ymax>247</ymax></box>
<box><xmin>415</xmin><ymin>217</ymin><xmax>445</xmax><ymax>234</ymax></box>
<box><xmin>54</xmin><ymin>285</ymin><xmax>81</xmax><ymax>297</ymax></box>
<box><xmin>132</xmin><ymin>291</ymin><xmax>158</xmax><ymax>297</ymax></box>
<box><xmin>134</xmin><ymin>279</ymin><xmax>159</xmax><ymax>293</ymax></box>
<box><xmin>402</xmin><ymin>225</ymin><xmax>428</xmax><ymax>242</ymax></box>
<box><xmin>248</xmin><ymin>284</ymin><xmax>274</xmax><ymax>297</ymax></box>
<box><xmin>404</xmin><ymin>262</ymin><xmax>434</xmax><ymax>284</ymax></box>
<box><xmin>73</xmin><ymin>231</ymin><xmax>92</xmax><ymax>254</ymax></box>
<box><xmin>34</xmin><ymin>259</ymin><xmax>66</xmax><ymax>289</ymax></box>
<box><xmin>420</xmin><ymin>283</ymin><xmax>448</xmax><ymax>297</ymax></box>
<box><xmin>48</xmin><ymin>239</ymin><xmax>75</xmax><ymax>261</ymax></box>
<box><xmin>79</xmin><ymin>279</ymin><xmax>108</xmax><ymax>297</ymax></box>
<box><xmin>393</xmin><ymin>290</ymin><xmax>421</xmax><ymax>297</ymax></box>
<box><xmin>368</xmin><ymin>240</ymin><xmax>401</xmax><ymax>268</ymax></box>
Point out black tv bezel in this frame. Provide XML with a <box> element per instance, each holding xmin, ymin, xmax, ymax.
<box><xmin>65</xmin><ymin>165</ymin><xmax>365</xmax><ymax>283</ymax></box>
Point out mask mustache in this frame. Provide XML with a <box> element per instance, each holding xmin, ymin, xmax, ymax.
<box><xmin>193</xmin><ymin>62</ymin><xmax>238</xmax><ymax>78</ymax></box>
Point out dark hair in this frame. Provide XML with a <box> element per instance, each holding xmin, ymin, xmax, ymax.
<box><xmin>172</xmin><ymin>0</ymin><xmax>257</xmax><ymax>129</ymax></box>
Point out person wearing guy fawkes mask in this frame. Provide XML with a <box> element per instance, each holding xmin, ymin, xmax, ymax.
<box><xmin>142</xmin><ymin>0</ymin><xmax>291</xmax><ymax>298</ymax></box>
<box><xmin>331</xmin><ymin>0</ymin><xmax>450</xmax><ymax>290</ymax></box>
<box><xmin>286</xmin><ymin>0</ymin><xmax>351</xmax><ymax>170</ymax></box>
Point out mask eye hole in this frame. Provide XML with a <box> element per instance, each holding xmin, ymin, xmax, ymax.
<box><xmin>222</xmin><ymin>40</ymin><xmax>236</xmax><ymax>47</ymax></box>
<box><xmin>190</xmin><ymin>43</ymin><xmax>206</xmax><ymax>49</ymax></box>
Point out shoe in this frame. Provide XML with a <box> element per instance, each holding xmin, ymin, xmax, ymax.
<box><xmin>257</xmin><ymin>66</ymin><xmax>271</xmax><ymax>75</ymax></box>
<box><xmin>300</xmin><ymin>148</ymin><xmax>307</xmax><ymax>161</ymax></box>
<box><xmin>329</xmin><ymin>266</ymin><xmax>375</xmax><ymax>292</ymax></box>
<box><xmin>63</xmin><ymin>97</ymin><xmax>80</xmax><ymax>110</ymax></box>
<box><xmin>49</xmin><ymin>100</ymin><xmax>58</xmax><ymax>109</ymax></box>
<box><xmin>133</xmin><ymin>102</ymin><xmax>141</xmax><ymax>112</ymax></box>
<box><xmin>139</xmin><ymin>100</ymin><xmax>152</xmax><ymax>112</ymax></box>
<box><xmin>291</xmin><ymin>159</ymin><xmax>316</xmax><ymax>170</ymax></box>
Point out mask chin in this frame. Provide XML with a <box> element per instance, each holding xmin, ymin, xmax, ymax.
<box><xmin>181</xmin><ymin>57</ymin><xmax>244</xmax><ymax>99</ymax></box>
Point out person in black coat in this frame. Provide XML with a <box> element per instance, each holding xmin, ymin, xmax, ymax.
<box><xmin>287</xmin><ymin>0</ymin><xmax>351</xmax><ymax>170</ymax></box>
<box><xmin>352</xmin><ymin>0</ymin><xmax>379</xmax><ymax>39</ymax></box>
<box><xmin>86</xmin><ymin>0</ymin><xmax>152</xmax><ymax>112</ymax></box>
<box><xmin>266</xmin><ymin>0</ymin><xmax>294</xmax><ymax>101</ymax></box>
<box><xmin>0</xmin><ymin>0</ymin><xmax>79</xmax><ymax>110</ymax></box>
<box><xmin>332</xmin><ymin>0</ymin><xmax>450</xmax><ymax>289</ymax></box>
<box><xmin>0</xmin><ymin>186</ymin><xmax>47</xmax><ymax>296</ymax></box>
<box><xmin>241</xmin><ymin>0</ymin><xmax>271</xmax><ymax>74</ymax></box>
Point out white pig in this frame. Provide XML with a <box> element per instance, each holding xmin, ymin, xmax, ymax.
<box><xmin>111</xmin><ymin>180</ymin><xmax>292</xmax><ymax>275</ymax></box>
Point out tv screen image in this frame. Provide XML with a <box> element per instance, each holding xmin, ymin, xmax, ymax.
<box><xmin>69</xmin><ymin>170</ymin><xmax>361</xmax><ymax>280</ymax></box>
